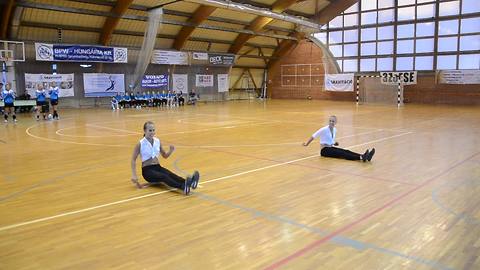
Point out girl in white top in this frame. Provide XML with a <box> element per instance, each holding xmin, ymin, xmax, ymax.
<box><xmin>303</xmin><ymin>115</ymin><xmax>375</xmax><ymax>162</ymax></box>
<box><xmin>131</xmin><ymin>121</ymin><xmax>200</xmax><ymax>195</ymax></box>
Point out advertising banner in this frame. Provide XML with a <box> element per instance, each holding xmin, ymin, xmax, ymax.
<box><xmin>24</xmin><ymin>73</ymin><xmax>75</xmax><ymax>97</ymax></box>
<box><xmin>217</xmin><ymin>74</ymin><xmax>229</xmax><ymax>92</ymax></box>
<box><xmin>141</xmin><ymin>74</ymin><xmax>169</xmax><ymax>88</ymax></box>
<box><xmin>35</xmin><ymin>43</ymin><xmax>127</xmax><ymax>63</ymax></box>
<box><xmin>172</xmin><ymin>74</ymin><xmax>188</xmax><ymax>93</ymax></box>
<box><xmin>437</xmin><ymin>70</ymin><xmax>480</xmax><ymax>84</ymax></box>
<box><xmin>324</xmin><ymin>73</ymin><xmax>354</xmax><ymax>91</ymax></box>
<box><xmin>196</xmin><ymin>74</ymin><xmax>214</xmax><ymax>87</ymax></box>
<box><xmin>83</xmin><ymin>73</ymin><xmax>125</xmax><ymax>97</ymax></box>
<box><xmin>151</xmin><ymin>50</ymin><xmax>189</xmax><ymax>65</ymax></box>
<box><xmin>208</xmin><ymin>54</ymin><xmax>235</xmax><ymax>65</ymax></box>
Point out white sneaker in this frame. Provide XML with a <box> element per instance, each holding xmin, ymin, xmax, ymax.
<box><xmin>4</xmin><ymin>119</ymin><xmax>7</xmax><ymax>123</ymax></box>
<box><xmin>14</xmin><ymin>119</ymin><xmax>17</xmax><ymax>123</ymax></box>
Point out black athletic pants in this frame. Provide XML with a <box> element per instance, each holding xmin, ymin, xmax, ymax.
<box><xmin>321</xmin><ymin>147</ymin><xmax>361</xmax><ymax>161</ymax></box>
<box><xmin>142</xmin><ymin>164</ymin><xmax>185</xmax><ymax>188</ymax></box>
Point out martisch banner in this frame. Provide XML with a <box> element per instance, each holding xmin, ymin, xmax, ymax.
<box><xmin>83</xmin><ymin>73</ymin><xmax>125</xmax><ymax>97</ymax></box>
<box><xmin>172</xmin><ymin>74</ymin><xmax>188</xmax><ymax>93</ymax></box>
<box><xmin>25</xmin><ymin>73</ymin><xmax>75</xmax><ymax>97</ymax></box>
<box><xmin>324</xmin><ymin>73</ymin><xmax>354</xmax><ymax>91</ymax></box>
<box><xmin>151</xmin><ymin>50</ymin><xmax>189</xmax><ymax>65</ymax></box>
<box><xmin>35</xmin><ymin>43</ymin><xmax>127</xmax><ymax>63</ymax></box>
<box><xmin>437</xmin><ymin>70</ymin><xmax>480</xmax><ymax>84</ymax></box>
<box><xmin>380</xmin><ymin>71</ymin><xmax>417</xmax><ymax>85</ymax></box>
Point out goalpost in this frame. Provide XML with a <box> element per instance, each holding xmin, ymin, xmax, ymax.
<box><xmin>355</xmin><ymin>71</ymin><xmax>417</xmax><ymax>107</ymax></box>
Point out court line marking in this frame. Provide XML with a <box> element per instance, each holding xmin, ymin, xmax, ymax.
<box><xmin>264</xmin><ymin>151</ymin><xmax>480</xmax><ymax>270</ymax></box>
<box><xmin>0</xmin><ymin>131</ymin><xmax>412</xmax><ymax>232</ymax></box>
<box><xmin>431</xmin><ymin>177</ymin><xmax>480</xmax><ymax>225</ymax></box>
<box><xmin>194</xmin><ymin>191</ymin><xmax>453</xmax><ymax>270</ymax></box>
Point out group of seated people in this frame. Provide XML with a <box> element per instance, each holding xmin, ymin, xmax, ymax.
<box><xmin>111</xmin><ymin>90</ymin><xmax>199</xmax><ymax>110</ymax></box>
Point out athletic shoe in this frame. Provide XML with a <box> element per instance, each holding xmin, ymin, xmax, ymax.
<box><xmin>362</xmin><ymin>150</ymin><xmax>369</xmax><ymax>162</ymax></box>
<box><xmin>184</xmin><ymin>176</ymin><xmax>192</xmax><ymax>195</ymax></box>
<box><xmin>13</xmin><ymin>119</ymin><xmax>17</xmax><ymax>123</ymax></box>
<box><xmin>3</xmin><ymin>119</ymin><xmax>7</xmax><ymax>123</ymax></box>
<box><xmin>191</xmin><ymin>171</ymin><xmax>200</xmax><ymax>189</ymax></box>
<box><xmin>367</xmin><ymin>148</ymin><xmax>375</xmax><ymax>161</ymax></box>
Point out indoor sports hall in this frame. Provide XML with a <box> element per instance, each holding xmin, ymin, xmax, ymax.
<box><xmin>1</xmin><ymin>1</ymin><xmax>479</xmax><ymax>269</ymax></box>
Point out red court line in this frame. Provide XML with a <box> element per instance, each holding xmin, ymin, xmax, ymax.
<box><xmin>263</xmin><ymin>151</ymin><xmax>479</xmax><ymax>270</ymax></box>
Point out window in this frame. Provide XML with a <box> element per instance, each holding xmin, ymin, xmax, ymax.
<box><xmin>344</xmin><ymin>29</ymin><xmax>359</xmax><ymax>42</ymax></box>
<box><xmin>360</xmin><ymin>58</ymin><xmax>376</xmax><ymax>71</ymax></box>
<box><xmin>438</xmin><ymin>37</ymin><xmax>458</xmax><ymax>52</ymax></box>
<box><xmin>417</xmin><ymin>4</ymin><xmax>435</xmax><ymax>19</ymax></box>
<box><xmin>415</xmin><ymin>56</ymin><xmax>433</xmax><ymax>70</ymax></box>
<box><xmin>397</xmin><ymin>39</ymin><xmax>414</xmax><ymax>54</ymax></box>
<box><xmin>460</xmin><ymin>35</ymin><xmax>480</xmax><ymax>51</ymax></box>
<box><xmin>330</xmin><ymin>45</ymin><xmax>343</xmax><ymax>57</ymax></box>
<box><xmin>438</xmin><ymin>20</ymin><xmax>459</xmax><ymax>36</ymax></box>
<box><xmin>378</xmin><ymin>26</ymin><xmax>394</xmax><ymax>40</ymax></box>
<box><xmin>416</xmin><ymin>22</ymin><xmax>435</xmax><ymax>37</ymax></box>
<box><xmin>398</xmin><ymin>24</ymin><xmax>415</xmax><ymax>38</ymax></box>
<box><xmin>398</xmin><ymin>6</ymin><xmax>415</xmax><ymax>21</ymax></box>
<box><xmin>462</xmin><ymin>0</ymin><xmax>480</xmax><ymax>14</ymax></box>
<box><xmin>459</xmin><ymin>54</ymin><xmax>480</xmax><ymax>69</ymax></box>
<box><xmin>330</xmin><ymin>16</ymin><xmax>343</xmax><ymax>28</ymax></box>
<box><xmin>361</xmin><ymin>0</ymin><xmax>376</xmax><ymax>11</ymax></box>
<box><xmin>439</xmin><ymin>1</ymin><xmax>460</xmax><ymax>16</ymax></box>
<box><xmin>362</xmin><ymin>11</ymin><xmax>377</xmax><ymax>25</ymax></box>
<box><xmin>343</xmin><ymin>59</ymin><xmax>358</xmax><ymax>72</ymax></box>
<box><xmin>361</xmin><ymin>28</ymin><xmax>377</xmax><ymax>41</ymax></box>
<box><xmin>437</xmin><ymin>55</ymin><xmax>457</xmax><ymax>69</ymax></box>
<box><xmin>378</xmin><ymin>41</ymin><xmax>394</xmax><ymax>55</ymax></box>
<box><xmin>344</xmin><ymin>44</ymin><xmax>358</xmax><ymax>56</ymax></box>
<box><xmin>460</xmin><ymin>18</ymin><xmax>480</xmax><ymax>34</ymax></box>
<box><xmin>397</xmin><ymin>57</ymin><xmax>414</xmax><ymax>70</ymax></box>
<box><xmin>329</xmin><ymin>31</ymin><xmax>343</xmax><ymax>44</ymax></box>
<box><xmin>344</xmin><ymin>14</ymin><xmax>358</xmax><ymax>27</ymax></box>
<box><xmin>361</xmin><ymin>42</ymin><xmax>377</xmax><ymax>55</ymax></box>
<box><xmin>378</xmin><ymin>9</ymin><xmax>395</xmax><ymax>23</ymax></box>
<box><xmin>314</xmin><ymin>0</ymin><xmax>480</xmax><ymax>72</ymax></box>
<box><xmin>416</xmin><ymin>38</ymin><xmax>434</xmax><ymax>53</ymax></box>
<box><xmin>377</xmin><ymin>58</ymin><xmax>393</xmax><ymax>71</ymax></box>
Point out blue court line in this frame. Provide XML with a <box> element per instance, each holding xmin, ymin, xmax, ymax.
<box><xmin>194</xmin><ymin>192</ymin><xmax>455</xmax><ymax>270</ymax></box>
<box><xmin>431</xmin><ymin>178</ymin><xmax>480</xmax><ymax>225</ymax></box>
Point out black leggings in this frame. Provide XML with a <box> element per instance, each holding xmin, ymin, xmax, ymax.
<box><xmin>321</xmin><ymin>147</ymin><xmax>361</xmax><ymax>161</ymax></box>
<box><xmin>142</xmin><ymin>164</ymin><xmax>185</xmax><ymax>189</ymax></box>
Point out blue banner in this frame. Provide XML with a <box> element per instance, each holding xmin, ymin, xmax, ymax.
<box><xmin>141</xmin><ymin>74</ymin><xmax>169</xmax><ymax>88</ymax></box>
<box><xmin>35</xmin><ymin>43</ymin><xmax>128</xmax><ymax>63</ymax></box>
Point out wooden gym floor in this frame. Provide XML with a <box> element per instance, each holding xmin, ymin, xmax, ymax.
<box><xmin>0</xmin><ymin>100</ymin><xmax>479</xmax><ymax>270</ymax></box>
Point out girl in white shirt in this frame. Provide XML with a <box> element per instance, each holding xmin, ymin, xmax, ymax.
<box><xmin>303</xmin><ymin>115</ymin><xmax>375</xmax><ymax>162</ymax></box>
<box><xmin>131</xmin><ymin>121</ymin><xmax>200</xmax><ymax>195</ymax></box>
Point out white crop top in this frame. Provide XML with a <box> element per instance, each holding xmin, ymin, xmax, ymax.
<box><xmin>139</xmin><ymin>137</ymin><xmax>161</xmax><ymax>162</ymax></box>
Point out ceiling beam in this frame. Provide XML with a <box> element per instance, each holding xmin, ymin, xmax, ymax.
<box><xmin>312</xmin><ymin>0</ymin><xmax>358</xmax><ymax>24</ymax></box>
<box><xmin>173</xmin><ymin>5</ymin><xmax>217</xmax><ymax>50</ymax></box>
<box><xmin>228</xmin><ymin>0</ymin><xmax>298</xmax><ymax>54</ymax></box>
<box><xmin>0</xmin><ymin>0</ymin><xmax>16</xmax><ymax>39</ymax></box>
<box><xmin>16</xmin><ymin>1</ymin><xmax>297</xmax><ymax>41</ymax></box>
<box><xmin>20</xmin><ymin>21</ymin><xmax>278</xmax><ymax>50</ymax></box>
<box><xmin>67</xmin><ymin>0</ymin><xmax>295</xmax><ymax>33</ymax></box>
<box><xmin>99</xmin><ymin>0</ymin><xmax>133</xmax><ymax>45</ymax></box>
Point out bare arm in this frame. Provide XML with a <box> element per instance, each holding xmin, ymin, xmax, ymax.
<box><xmin>130</xmin><ymin>143</ymin><xmax>148</xmax><ymax>189</ymax></box>
<box><xmin>303</xmin><ymin>136</ymin><xmax>314</xmax><ymax>146</ymax></box>
<box><xmin>161</xmin><ymin>145</ymin><xmax>175</xmax><ymax>158</ymax></box>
